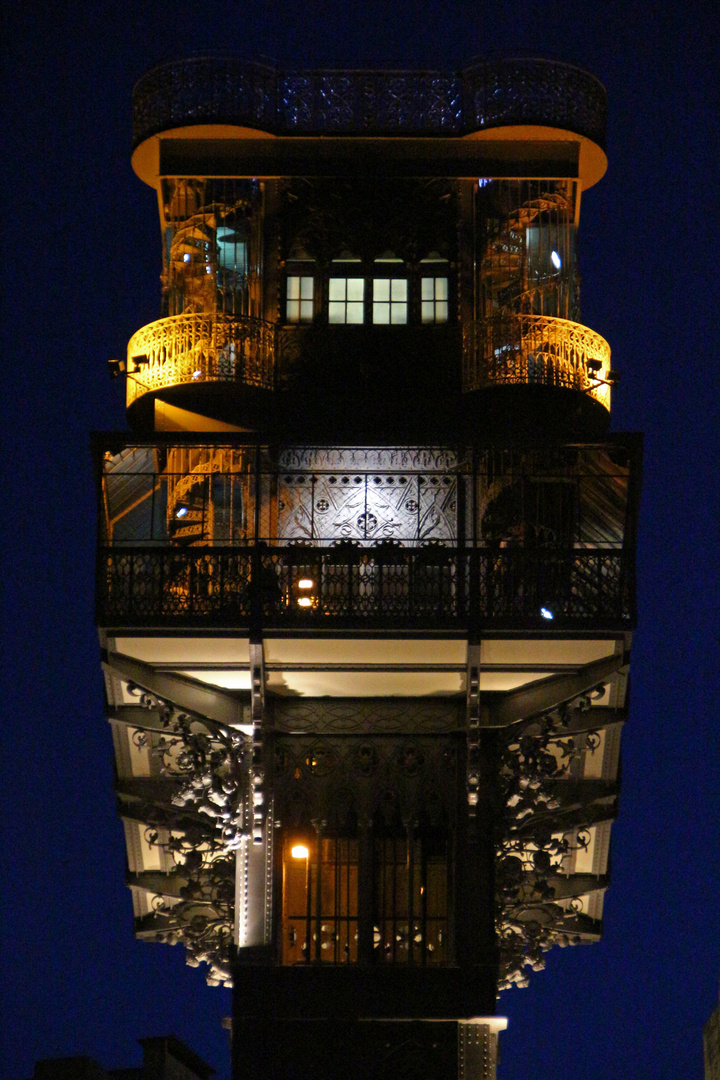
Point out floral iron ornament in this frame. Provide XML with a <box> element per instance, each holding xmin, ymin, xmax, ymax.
<box><xmin>126</xmin><ymin>682</ymin><xmax>249</xmax><ymax>986</ymax></box>
<box><xmin>496</xmin><ymin>690</ymin><xmax>606</xmax><ymax>990</ymax></box>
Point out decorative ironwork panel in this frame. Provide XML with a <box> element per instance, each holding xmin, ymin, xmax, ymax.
<box><xmin>462</xmin><ymin>314</ymin><xmax>611</xmax><ymax>408</ymax></box>
<box><xmin>273</xmin><ymin>698</ymin><xmax>462</xmax><ymax>736</ymax></box>
<box><xmin>126</xmin><ymin>313</ymin><xmax>275</xmax><ymax>406</ymax></box>
<box><xmin>463</xmin><ymin>58</ymin><xmax>606</xmax><ymax>146</ymax></box>
<box><xmin>276</xmin><ymin>447</ymin><xmax>458</xmax><ymax>545</ymax></box>
<box><xmin>97</xmin><ymin>546</ymin><xmax>630</xmax><ymax>627</ymax></box>
<box><xmin>133</xmin><ymin>58</ymin><xmax>606</xmax><ymax>147</ymax></box>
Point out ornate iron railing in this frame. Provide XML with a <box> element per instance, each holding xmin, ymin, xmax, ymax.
<box><xmin>133</xmin><ymin>57</ymin><xmax>606</xmax><ymax>147</ymax></box>
<box><xmin>463</xmin><ymin>314</ymin><xmax>612</xmax><ymax>409</ymax></box>
<box><xmin>126</xmin><ymin>313</ymin><xmax>275</xmax><ymax>406</ymax></box>
<box><xmin>97</xmin><ymin>546</ymin><xmax>631</xmax><ymax>627</ymax></box>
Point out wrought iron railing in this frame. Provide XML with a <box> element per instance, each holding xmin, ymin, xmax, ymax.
<box><xmin>97</xmin><ymin>545</ymin><xmax>631</xmax><ymax>627</ymax></box>
<box><xmin>462</xmin><ymin>314</ymin><xmax>612</xmax><ymax>409</ymax></box>
<box><xmin>126</xmin><ymin>313</ymin><xmax>275</xmax><ymax>406</ymax></box>
<box><xmin>133</xmin><ymin>57</ymin><xmax>606</xmax><ymax>148</ymax></box>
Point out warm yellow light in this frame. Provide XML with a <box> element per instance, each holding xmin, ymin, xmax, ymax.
<box><xmin>291</xmin><ymin>845</ymin><xmax>309</xmax><ymax>859</ymax></box>
<box><xmin>298</xmin><ymin>578</ymin><xmax>314</xmax><ymax>589</ymax></box>
<box><xmin>297</xmin><ymin>596</ymin><xmax>313</xmax><ymax>607</ymax></box>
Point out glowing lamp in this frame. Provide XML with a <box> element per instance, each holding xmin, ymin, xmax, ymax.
<box><xmin>175</xmin><ymin>504</ymin><xmax>189</xmax><ymax>519</ymax></box>
<box><xmin>298</xmin><ymin>578</ymin><xmax>314</xmax><ymax>589</ymax></box>
<box><xmin>551</xmin><ymin>250</ymin><xmax>562</xmax><ymax>269</ymax></box>
<box><xmin>540</xmin><ymin>607</ymin><xmax>554</xmax><ymax>620</ymax></box>
<box><xmin>291</xmin><ymin>845</ymin><xmax>309</xmax><ymax>860</ymax></box>
<box><xmin>297</xmin><ymin>596</ymin><xmax>313</xmax><ymax>608</ymax></box>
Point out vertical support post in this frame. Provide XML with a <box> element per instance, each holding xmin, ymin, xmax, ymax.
<box><xmin>235</xmin><ymin>638</ymin><xmax>274</xmax><ymax>952</ymax></box>
<box><xmin>458</xmin><ymin>1019</ymin><xmax>506</xmax><ymax>1080</ymax></box>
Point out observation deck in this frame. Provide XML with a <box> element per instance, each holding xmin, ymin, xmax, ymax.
<box><xmin>133</xmin><ymin>57</ymin><xmax>606</xmax><ymax>181</ymax></box>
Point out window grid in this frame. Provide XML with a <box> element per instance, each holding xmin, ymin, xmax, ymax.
<box><xmin>286</xmin><ymin>275</ymin><xmax>314</xmax><ymax>322</ymax></box>
<box><xmin>373</xmin><ymin>279</ymin><xmax>408</xmax><ymax>324</ymax></box>
<box><xmin>421</xmin><ymin>277</ymin><xmax>449</xmax><ymax>323</ymax></box>
<box><xmin>329</xmin><ymin>277</ymin><xmax>365</xmax><ymax>324</ymax></box>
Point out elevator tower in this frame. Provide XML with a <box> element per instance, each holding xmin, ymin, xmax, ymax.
<box><xmin>96</xmin><ymin>56</ymin><xmax>641</xmax><ymax>1080</ymax></box>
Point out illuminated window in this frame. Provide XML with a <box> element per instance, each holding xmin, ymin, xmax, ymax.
<box><xmin>286</xmin><ymin>275</ymin><xmax>314</xmax><ymax>322</ymax></box>
<box><xmin>421</xmin><ymin>277</ymin><xmax>449</xmax><ymax>323</ymax></box>
<box><xmin>373</xmin><ymin>279</ymin><xmax>407</xmax><ymax>324</ymax></box>
<box><xmin>329</xmin><ymin>278</ymin><xmax>365</xmax><ymax>324</ymax></box>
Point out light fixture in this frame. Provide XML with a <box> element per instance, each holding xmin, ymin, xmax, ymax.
<box><xmin>291</xmin><ymin>845</ymin><xmax>309</xmax><ymax>859</ymax></box>
<box><xmin>183</xmin><ymin>253</ymin><xmax>191</xmax><ymax>263</ymax></box>
<box><xmin>298</xmin><ymin>578</ymin><xmax>314</xmax><ymax>589</ymax></box>
<box><xmin>297</xmin><ymin>596</ymin><xmax>313</xmax><ymax>608</ymax></box>
<box><xmin>192</xmin><ymin>369</ymin><xmax>202</xmax><ymax>380</ymax></box>
<box><xmin>540</xmin><ymin>607</ymin><xmax>554</xmax><ymax>620</ymax></box>
<box><xmin>175</xmin><ymin>503</ymin><xmax>189</xmax><ymax>519</ymax></box>
<box><xmin>551</xmin><ymin>250</ymin><xmax>562</xmax><ymax>269</ymax></box>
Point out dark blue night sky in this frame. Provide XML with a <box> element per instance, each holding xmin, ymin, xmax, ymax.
<box><xmin>3</xmin><ymin>2</ymin><xmax>719</xmax><ymax>1078</ymax></box>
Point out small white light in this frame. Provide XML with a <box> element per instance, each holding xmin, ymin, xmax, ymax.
<box><xmin>551</xmin><ymin>250</ymin><xmax>562</xmax><ymax>269</ymax></box>
<box><xmin>175</xmin><ymin>506</ymin><xmax>188</xmax><ymax>519</ymax></box>
<box><xmin>478</xmin><ymin>178</ymin><xmax>491</xmax><ymax>188</ymax></box>
<box><xmin>298</xmin><ymin>578</ymin><xmax>314</xmax><ymax>589</ymax></box>
<box><xmin>297</xmin><ymin>596</ymin><xmax>313</xmax><ymax>608</ymax></box>
<box><xmin>183</xmin><ymin>253</ymin><xmax>191</xmax><ymax>263</ymax></box>
<box><xmin>192</xmin><ymin>370</ymin><xmax>202</xmax><ymax>379</ymax></box>
<box><xmin>206</xmin><ymin>266</ymin><xmax>212</xmax><ymax>274</ymax></box>
<box><xmin>291</xmin><ymin>845</ymin><xmax>309</xmax><ymax>859</ymax></box>
<box><xmin>540</xmin><ymin>607</ymin><xmax>554</xmax><ymax>620</ymax></box>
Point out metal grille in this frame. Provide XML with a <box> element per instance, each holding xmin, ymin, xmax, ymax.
<box><xmin>133</xmin><ymin>57</ymin><xmax>606</xmax><ymax>147</ymax></box>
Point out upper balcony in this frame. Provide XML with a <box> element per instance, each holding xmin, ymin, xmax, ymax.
<box><xmin>132</xmin><ymin>56</ymin><xmax>606</xmax><ymax>148</ymax></box>
<box><xmin>463</xmin><ymin>313</ymin><xmax>612</xmax><ymax>411</ymax></box>
<box><xmin>125</xmin><ymin>311</ymin><xmax>612</xmax><ymax>428</ymax></box>
<box><xmin>126</xmin><ymin>312</ymin><xmax>275</xmax><ymax>421</ymax></box>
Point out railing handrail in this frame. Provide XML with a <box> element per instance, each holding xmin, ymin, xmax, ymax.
<box><xmin>132</xmin><ymin>56</ymin><xmax>606</xmax><ymax>148</ymax></box>
<box><xmin>462</xmin><ymin>312</ymin><xmax>611</xmax><ymax>409</ymax></box>
<box><xmin>126</xmin><ymin>311</ymin><xmax>276</xmax><ymax>405</ymax></box>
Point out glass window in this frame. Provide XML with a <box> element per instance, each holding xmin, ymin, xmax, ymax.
<box><xmin>421</xmin><ymin>277</ymin><xmax>449</xmax><ymax>323</ymax></box>
<box><xmin>286</xmin><ymin>275</ymin><xmax>314</xmax><ymax>323</ymax></box>
<box><xmin>329</xmin><ymin>278</ymin><xmax>365</xmax><ymax>324</ymax></box>
<box><xmin>373</xmin><ymin>279</ymin><xmax>407</xmax><ymax>324</ymax></box>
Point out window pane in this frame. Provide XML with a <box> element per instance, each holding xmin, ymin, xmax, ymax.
<box><xmin>391</xmin><ymin>279</ymin><xmax>407</xmax><ymax>301</ymax></box>
<box><xmin>374</xmin><ymin>279</ymin><xmax>390</xmax><ymax>302</ymax></box>
<box><xmin>373</xmin><ymin>303</ymin><xmax>390</xmax><ymax>324</ymax></box>
<box><xmin>435</xmin><ymin>301</ymin><xmax>448</xmax><ymax>322</ymax></box>
<box><xmin>287</xmin><ymin>276</ymin><xmax>300</xmax><ymax>299</ymax></box>
<box><xmin>329</xmin><ymin>278</ymin><xmax>346</xmax><ymax>301</ymax></box>
<box><xmin>300</xmin><ymin>277</ymin><xmax>314</xmax><ymax>299</ymax></box>
<box><xmin>435</xmin><ymin>277</ymin><xmax>448</xmax><ymax>300</ymax></box>
<box><xmin>421</xmin><ymin>301</ymin><xmax>434</xmax><ymax>323</ymax></box>
<box><xmin>390</xmin><ymin>305</ymin><xmax>407</xmax><ymax>324</ymax></box>
<box><xmin>300</xmin><ymin>299</ymin><xmax>314</xmax><ymax>319</ymax></box>
<box><xmin>347</xmin><ymin>278</ymin><xmax>365</xmax><ymax>302</ymax></box>
<box><xmin>328</xmin><ymin>302</ymin><xmax>345</xmax><ymax>323</ymax></box>
<box><xmin>346</xmin><ymin>302</ymin><xmax>364</xmax><ymax>323</ymax></box>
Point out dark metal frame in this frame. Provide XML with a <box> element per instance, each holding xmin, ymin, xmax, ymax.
<box><xmin>133</xmin><ymin>57</ymin><xmax>606</xmax><ymax>148</ymax></box>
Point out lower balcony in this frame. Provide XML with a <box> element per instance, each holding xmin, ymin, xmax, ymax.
<box><xmin>462</xmin><ymin>314</ymin><xmax>612</xmax><ymax>410</ymax></box>
<box><xmin>126</xmin><ymin>312</ymin><xmax>275</xmax><ymax>408</ymax></box>
<box><xmin>97</xmin><ymin>545</ymin><xmax>632</xmax><ymax>629</ymax></box>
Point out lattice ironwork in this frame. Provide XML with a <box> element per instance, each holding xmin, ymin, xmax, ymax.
<box><xmin>496</xmin><ymin>694</ymin><xmax>609</xmax><ymax>990</ymax></box>
<box><xmin>133</xmin><ymin>58</ymin><xmax>606</xmax><ymax>148</ymax></box>
<box><xmin>97</xmin><ymin>546</ymin><xmax>631</xmax><ymax>627</ymax></box>
<box><xmin>463</xmin><ymin>314</ymin><xmax>612</xmax><ymax>408</ymax></box>
<box><xmin>126</xmin><ymin>312</ymin><xmax>275</xmax><ymax>406</ymax></box>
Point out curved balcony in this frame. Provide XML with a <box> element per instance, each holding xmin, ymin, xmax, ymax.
<box><xmin>133</xmin><ymin>57</ymin><xmax>605</xmax><ymax>148</ymax></box>
<box><xmin>126</xmin><ymin>313</ymin><xmax>275</xmax><ymax>408</ymax></box>
<box><xmin>462</xmin><ymin>314</ymin><xmax>612</xmax><ymax>411</ymax></box>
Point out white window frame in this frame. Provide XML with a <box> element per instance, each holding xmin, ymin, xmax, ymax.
<box><xmin>328</xmin><ymin>277</ymin><xmax>365</xmax><ymax>324</ymax></box>
<box><xmin>286</xmin><ymin>275</ymin><xmax>315</xmax><ymax>323</ymax></box>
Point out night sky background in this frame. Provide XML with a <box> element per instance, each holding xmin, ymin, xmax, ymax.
<box><xmin>3</xmin><ymin>2</ymin><xmax>719</xmax><ymax>1077</ymax></box>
